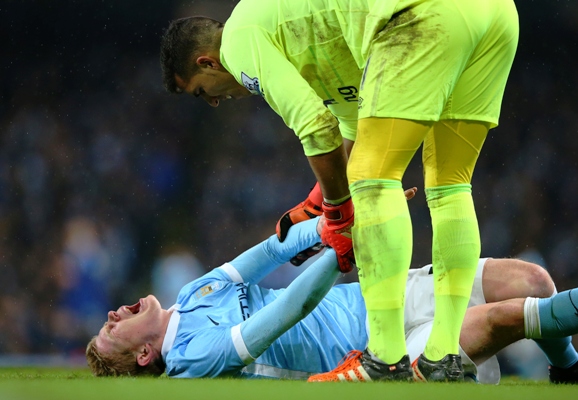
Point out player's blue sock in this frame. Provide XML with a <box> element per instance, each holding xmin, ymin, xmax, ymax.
<box><xmin>534</xmin><ymin>289</ymin><xmax>578</xmax><ymax>368</ymax></box>
<box><xmin>533</xmin><ymin>338</ymin><xmax>578</xmax><ymax>369</ymax></box>
<box><xmin>538</xmin><ymin>289</ymin><xmax>578</xmax><ymax>338</ymax></box>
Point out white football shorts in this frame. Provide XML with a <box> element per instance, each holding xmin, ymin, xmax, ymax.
<box><xmin>402</xmin><ymin>258</ymin><xmax>500</xmax><ymax>384</ymax></box>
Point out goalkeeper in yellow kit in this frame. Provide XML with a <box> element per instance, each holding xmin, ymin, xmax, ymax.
<box><xmin>160</xmin><ymin>0</ymin><xmax>519</xmax><ymax>382</ymax></box>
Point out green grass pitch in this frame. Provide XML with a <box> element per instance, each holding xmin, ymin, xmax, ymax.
<box><xmin>0</xmin><ymin>368</ymin><xmax>575</xmax><ymax>400</ymax></box>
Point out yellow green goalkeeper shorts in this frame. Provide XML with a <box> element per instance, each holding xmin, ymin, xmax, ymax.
<box><xmin>358</xmin><ymin>0</ymin><xmax>519</xmax><ymax>128</ymax></box>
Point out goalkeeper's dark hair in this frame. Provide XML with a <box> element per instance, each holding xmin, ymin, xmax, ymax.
<box><xmin>160</xmin><ymin>16</ymin><xmax>224</xmax><ymax>94</ymax></box>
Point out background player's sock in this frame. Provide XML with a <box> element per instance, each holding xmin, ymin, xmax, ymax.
<box><xmin>350</xmin><ymin>179</ymin><xmax>411</xmax><ymax>364</ymax></box>
<box><xmin>424</xmin><ymin>184</ymin><xmax>480</xmax><ymax>361</ymax></box>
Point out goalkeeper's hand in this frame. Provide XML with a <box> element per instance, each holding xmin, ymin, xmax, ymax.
<box><xmin>283</xmin><ymin>186</ymin><xmax>416</xmax><ymax>267</ymax></box>
<box><xmin>321</xmin><ymin>197</ymin><xmax>355</xmax><ymax>273</ymax></box>
<box><xmin>276</xmin><ymin>185</ymin><xmax>414</xmax><ymax>242</ymax></box>
<box><xmin>276</xmin><ymin>183</ymin><xmax>323</xmax><ymax>242</ymax></box>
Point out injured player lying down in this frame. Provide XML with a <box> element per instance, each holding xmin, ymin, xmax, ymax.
<box><xmin>86</xmin><ymin>218</ymin><xmax>578</xmax><ymax>384</ymax></box>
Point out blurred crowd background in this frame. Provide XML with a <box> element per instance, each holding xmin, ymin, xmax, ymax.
<box><xmin>1</xmin><ymin>0</ymin><xmax>577</xmax><ymax>379</ymax></box>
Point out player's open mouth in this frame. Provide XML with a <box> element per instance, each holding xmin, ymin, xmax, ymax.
<box><xmin>125</xmin><ymin>300</ymin><xmax>142</xmax><ymax>314</ymax></box>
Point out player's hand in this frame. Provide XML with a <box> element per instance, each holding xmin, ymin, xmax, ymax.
<box><xmin>404</xmin><ymin>187</ymin><xmax>418</xmax><ymax>201</ymax></box>
<box><xmin>276</xmin><ymin>183</ymin><xmax>323</xmax><ymax>242</ymax></box>
<box><xmin>321</xmin><ymin>198</ymin><xmax>355</xmax><ymax>273</ymax></box>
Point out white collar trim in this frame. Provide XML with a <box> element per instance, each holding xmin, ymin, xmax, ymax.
<box><xmin>161</xmin><ymin>304</ymin><xmax>181</xmax><ymax>361</ymax></box>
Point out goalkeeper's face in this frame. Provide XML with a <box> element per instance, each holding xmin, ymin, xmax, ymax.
<box><xmin>175</xmin><ymin>57</ymin><xmax>251</xmax><ymax>107</ymax></box>
<box><xmin>95</xmin><ymin>295</ymin><xmax>169</xmax><ymax>356</ymax></box>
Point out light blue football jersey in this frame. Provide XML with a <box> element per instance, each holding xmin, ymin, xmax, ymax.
<box><xmin>161</xmin><ymin>219</ymin><xmax>368</xmax><ymax>379</ymax></box>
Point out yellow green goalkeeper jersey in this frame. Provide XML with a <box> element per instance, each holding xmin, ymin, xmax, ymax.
<box><xmin>220</xmin><ymin>0</ymin><xmax>414</xmax><ymax>157</ymax></box>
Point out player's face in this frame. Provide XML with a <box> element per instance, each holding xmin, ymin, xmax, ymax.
<box><xmin>175</xmin><ymin>67</ymin><xmax>251</xmax><ymax>107</ymax></box>
<box><xmin>96</xmin><ymin>295</ymin><xmax>167</xmax><ymax>354</ymax></box>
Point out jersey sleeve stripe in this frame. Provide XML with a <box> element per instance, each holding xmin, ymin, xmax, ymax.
<box><xmin>219</xmin><ymin>262</ymin><xmax>244</xmax><ymax>283</ymax></box>
<box><xmin>231</xmin><ymin>324</ymin><xmax>255</xmax><ymax>365</ymax></box>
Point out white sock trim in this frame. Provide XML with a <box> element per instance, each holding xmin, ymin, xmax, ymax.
<box><xmin>524</xmin><ymin>297</ymin><xmax>542</xmax><ymax>339</ymax></box>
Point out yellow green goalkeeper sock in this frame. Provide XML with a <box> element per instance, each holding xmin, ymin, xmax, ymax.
<box><xmin>350</xmin><ymin>179</ymin><xmax>411</xmax><ymax>364</ymax></box>
<box><xmin>424</xmin><ymin>184</ymin><xmax>480</xmax><ymax>361</ymax></box>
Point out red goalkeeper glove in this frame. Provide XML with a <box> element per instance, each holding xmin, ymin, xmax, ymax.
<box><xmin>321</xmin><ymin>197</ymin><xmax>355</xmax><ymax>273</ymax></box>
<box><xmin>276</xmin><ymin>182</ymin><xmax>323</xmax><ymax>242</ymax></box>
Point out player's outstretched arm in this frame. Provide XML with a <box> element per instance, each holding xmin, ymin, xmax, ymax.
<box><xmin>237</xmin><ymin>248</ymin><xmax>340</xmax><ymax>362</ymax></box>
<box><xmin>227</xmin><ymin>218</ymin><xmax>322</xmax><ymax>284</ymax></box>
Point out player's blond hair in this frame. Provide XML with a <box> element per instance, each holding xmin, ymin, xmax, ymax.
<box><xmin>85</xmin><ymin>336</ymin><xmax>165</xmax><ymax>377</ymax></box>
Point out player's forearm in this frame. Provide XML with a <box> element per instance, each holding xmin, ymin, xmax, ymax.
<box><xmin>240</xmin><ymin>249</ymin><xmax>340</xmax><ymax>358</ymax></box>
<box><xmin>307</xmin><ymin>144</ymin><xmax>350</xmax><ymax>202</ymax></box>
<box><xmin>228</xmin><ymin>218</ymin><xmax>321</xmax><ymax>283</ymax></box>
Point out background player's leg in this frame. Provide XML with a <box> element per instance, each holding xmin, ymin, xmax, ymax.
<box><xmin>348</xmin><ymin>117</ymin><xmax>430</xmax><ymax>365</ymax></box>
<box><xmin>422</xmin><ymin>120</ymin><xmax>488</xmax><ymax>361</ymax></box>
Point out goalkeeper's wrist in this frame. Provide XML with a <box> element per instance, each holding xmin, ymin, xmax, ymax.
<box><xmin>323</xmin><ymin>194</ymin><xmax>351</xmax><ymax>206</ymax></box>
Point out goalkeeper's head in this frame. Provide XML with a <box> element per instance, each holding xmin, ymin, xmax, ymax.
<box><xmin>86</xmin><ymin>295</ymin><xmax>171</xmax><ymax>377</ymax></box>
<box><xmin>160</xmin><ymin>16</ymin><xmax>251</xmax><ymax>107</ymax></box>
